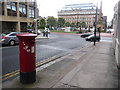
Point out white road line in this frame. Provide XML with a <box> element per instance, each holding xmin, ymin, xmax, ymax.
<box><xmin>37</xmin><ymin>45</ymin><xmax>71</xmax><ymax>51</ymax></box>
<box><xmin>101</xmin><ymin>40</ymin><xmax>112</xmax><ymax>42</ymax></box>
<box><xmin>2</xmin><ymin>46</ymin><xmax>18</xmax><ymax>49</ymax></box>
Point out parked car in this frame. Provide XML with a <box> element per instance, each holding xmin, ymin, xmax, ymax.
<box><xmin>85</xmin><ymin>35</ymin><xmax>101</xmax><ymax>42</ymax></box>
<box><xmin>81</xmin><ymin>33</ymin><xmax>93</xmax><ymax>38</ymax></box>
<box><xmin>106</xmin><ymin>30</ymin><xmax>111</xmax><ymax>33</ymax></box>
<box><xmin>106</xmin><ymin>29</ymin><xmax>114</xmax><ymax>33</ymax></box>
<box><xmin>2</xmin><ymin>32</ymin><xmax>21</xmax><ymax>46</ymax></box>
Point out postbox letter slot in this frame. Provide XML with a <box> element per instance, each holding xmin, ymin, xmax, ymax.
<box><xmin>31</xmin><ymin>46</ymin><xmax>35</xmax><ymax>53</ymax></box>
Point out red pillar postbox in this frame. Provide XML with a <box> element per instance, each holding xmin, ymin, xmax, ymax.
<box><xmin>17</xmin><ymin>33</ymin><xmax>37</xmax><ymax>84</ymax></box>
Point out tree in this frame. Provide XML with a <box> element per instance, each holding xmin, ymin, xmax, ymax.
<box><xmin>76</xmin><ymin>22</ymin><xmax>81</xmax><ymax>28</ymax></box>
<box><xmin>57</xmin><ymin>18</ymin><xmax>65</xmax><ymax>27</ymax></box>
<box><xmin>47</xmin><ymin>16</ymin><xmax>57</xmax><ymax>29</ymax></box>
<box><xmin>81</xmin><ymin>22</ymin><xmax>86</xmax><ymax>28</ymax></box>
<box><xmin>38</xmin><ymin>18</ymin><xmax>46</xmax><ymax>29</ymax></box>
<box><xmin>70</xmin><ymin>22</ymin><xmax>76</xmax><ymax>27</ymax></box>
<box><xmin>65</xmin><ymin>22</ymin><xmax>70</xmax><ymax>27</ymax></box>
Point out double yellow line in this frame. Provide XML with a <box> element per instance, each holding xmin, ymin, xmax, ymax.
<box><xmin>1</xmin><ymin>70</ymin><xmax>19</xmax><ymax>81</ymax></box>
<box><xmin>1</xmin><ymin>55</ymin><xmax>60</xmax><ymax>81</ymax></box>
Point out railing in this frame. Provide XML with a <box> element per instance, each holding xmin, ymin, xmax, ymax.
<box><xmin>7</xmin><ymin>11</ymin><xmax>17</xmax><ymax>16</ymax></box>
<box><xmin>20</xmin><ymin>13</ymin><xmax>27</xmax><ymax>17</ymax></box>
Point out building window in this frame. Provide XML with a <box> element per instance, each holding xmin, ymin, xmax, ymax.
<box><xmin>11</xmin><ymin>2</ymin><xmax>16</xmax><ymax>11</ymax></box>
<box><xmin>19</xmin><ymin>0</ymin><xmax>26</xmax><ymax>3</ymax></box>
<box><xmin>7</xmin><ymin>2</ymin><xmax>11</xmax><ymax>10</ymax></box>
<box><xmin>28</xmin><ymin>0</ymin><xmax>35</xmax><ymax>5</ymax></box>
<box><xmin>7</xmin><ymin>2</ymin><xmax>17</xmax><ymax>16</ymax></box>
<box><xmin>29</xmin><ymin>6</ymin><xmax>34</xmax><ymax>18</ymax></box>
<box><xmin>2</xmin><ymin>2</ymin><xmax>4</xmax><ymax>15</ymax></box>
<box><xmin>19</xmin><ymin>4</ymin><xmax>27</xmax><ymax>17</ymax></box>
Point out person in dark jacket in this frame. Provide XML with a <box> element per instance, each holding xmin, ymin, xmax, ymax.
<box><xmin>42</xmin><ymin>30</ymin><xmax>46</xmax><ymax>37</ymax></box>
<box><xmin>45</xmin><ymin>29</ymin><xmax>49</xmax><ymax>38</ymax></box>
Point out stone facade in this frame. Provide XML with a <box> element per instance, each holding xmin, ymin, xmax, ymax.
<box><xmin>0</xmin><ymin>0</ymin><xmax>38</xmax><ymax>32</ymax></box>
<box><xmin>113</xmin><ymin>1</ymin><xmax>120</xmax><ymax>68</ymax></box>
<box><xmin>102</xmin><ymin>16</ymin><xmax>107</xmax><ymax>30</ymax></box>
<box><xmin>58</xmin><ymin>3</ymin><xmax>103</xmax><ymax>29</ymax></box>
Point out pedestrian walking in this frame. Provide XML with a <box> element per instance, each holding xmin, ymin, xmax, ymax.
<box><xmin>42</xmin><ymin>30</ymin><xmax>46</xmax><ymax>37</ymax></box>
<box><xmin>42</xmin><ymin>28</ymin><xmax>50</xmax><ymax>38</ymax></box>
<box><xmin>45</xmin><ymin>29</ymin><xmax>49</xmax><ymax>38</ymax></box>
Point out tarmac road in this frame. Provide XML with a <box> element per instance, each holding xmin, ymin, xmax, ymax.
<box><xmin>1</xmin><ymin>32</ymin><xmax>113</xmax><ymax>82</ymax></box>
<box><xmin>2</xmin><ymin>33</ymin><xmax>89</xmax><ymax>81</ymax></box>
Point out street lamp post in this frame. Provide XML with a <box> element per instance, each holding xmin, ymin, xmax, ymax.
<box><xmin>94</xmin><ymin>4</ymin><xmax>98</xmax><ymax>46</ymax></box>
<box><xmin>98</xmin><ymin>27</ymin><xmax>100</xmax><ymax>39</ymax></box>
<box><xmin>34</xmin><ymin>19</ymin><xmax>39</xmax><ymax>35</ymax></box>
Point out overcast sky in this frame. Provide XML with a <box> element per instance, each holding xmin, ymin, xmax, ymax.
<box><xmin>37</xmin><ymin>0</ymin><xmax>119</xmax><ymax>22</ymax></box>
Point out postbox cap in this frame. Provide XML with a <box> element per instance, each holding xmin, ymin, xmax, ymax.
<box><xmin>17</xmin><ymin>33</ymin><xmax>37</xmax><ymax>39</ymax></box>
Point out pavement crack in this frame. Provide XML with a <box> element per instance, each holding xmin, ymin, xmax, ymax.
<box><xmin>62</xmin><ymin>83</ymin><xmax>83</xmax><ymax>88</ymax></box>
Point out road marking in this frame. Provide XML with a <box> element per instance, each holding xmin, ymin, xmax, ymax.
<box><xmin>2</xmin><ymin>55</ymin><xmax>61</xmax><ymax>81</ymax></box>
<box><xmin>2</xmin><ymin>72</ymin><xmax>19</xmax><ymax>81</ymax></box>
<box><xmin>101</xmin><ymin>40</ymin><xmax>112</xmax><ymax>42</ymax></box>
<box><xmin>39</xmin><ymin>45</ymin><xmax>71</xmax><ymax>51</ymax></box>
<box><xmin>0</xmin><ymin>70</ymin><xmax>19</xmax><ymax>79</ymax></box>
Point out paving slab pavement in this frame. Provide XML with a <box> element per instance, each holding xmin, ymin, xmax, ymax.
<box><xmin>54</xmin><ymin>42</ymin><xmax>118</xmax><ymax>88</ymax></box>
<box><xmin>2</xmin><ymin>41</ymin><xmax>118</xmax><ymax>89</ymax></box>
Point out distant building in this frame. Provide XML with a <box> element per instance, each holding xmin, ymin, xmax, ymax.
<box><xmin>58</xmin><ymin>3</ymin><xmax>103</xmax><ymax>29</ymax></box>
<box><xmin>37</xmin><ymin>16</ymin><xmax>44</xmax><ymax>20</ymax></box>
<box><xmin>113</xmin><ymin>1</ymin><xmax>120</xmax><ymax>68</ymax></box>
<box><xmin>1</xmin><ymin>0</ymin><xmax>38</xmax><ymax>32</ymax></box>
<box><xmin>36</xmin><ymin>7</ymin><xmax>39</xmax><ymax>18</ymax></box>
<box><xmin>111</xmin><ymin>19</ymin><xmax>114</xmax><ymax>29</ymax></box>
<box><xmin>102</xmin><ymin>16</ymin><xmax>107</xmax><ymax>30</ymax></box>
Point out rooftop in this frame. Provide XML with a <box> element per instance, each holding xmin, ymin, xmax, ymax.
<box><xmin>62</xmin><ymin>3</ymin><xmax>96</xmax><ymax>11</ymax></box>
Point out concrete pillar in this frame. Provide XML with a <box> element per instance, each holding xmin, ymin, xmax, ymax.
<box><xmin>16</xmin><ymin>22</ymin><xmax>20</xmax><ymax>32</ymax></box>
<box><xmin>34</xmin><ymin>0</ymin><xmax>37</xmax><ymax>18</ymax></box>
<box><xmin>26</xmin><ymin>2</ymin><xmax>29</xmax><ymax>18</ymax></box>
<box><xmin>17</xmin><ymin>1</ymin><xmax>19</xmax><ymax>17</ymax></box>
<box><xmin>4</xmin><ymin>0</ymin><xmax>7</xmax><ymax>16</ymax></box>
<box><xmin>16</xmin><ymin>1</ymin><xmax>20</xmax><ymax>32</ymax></box>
